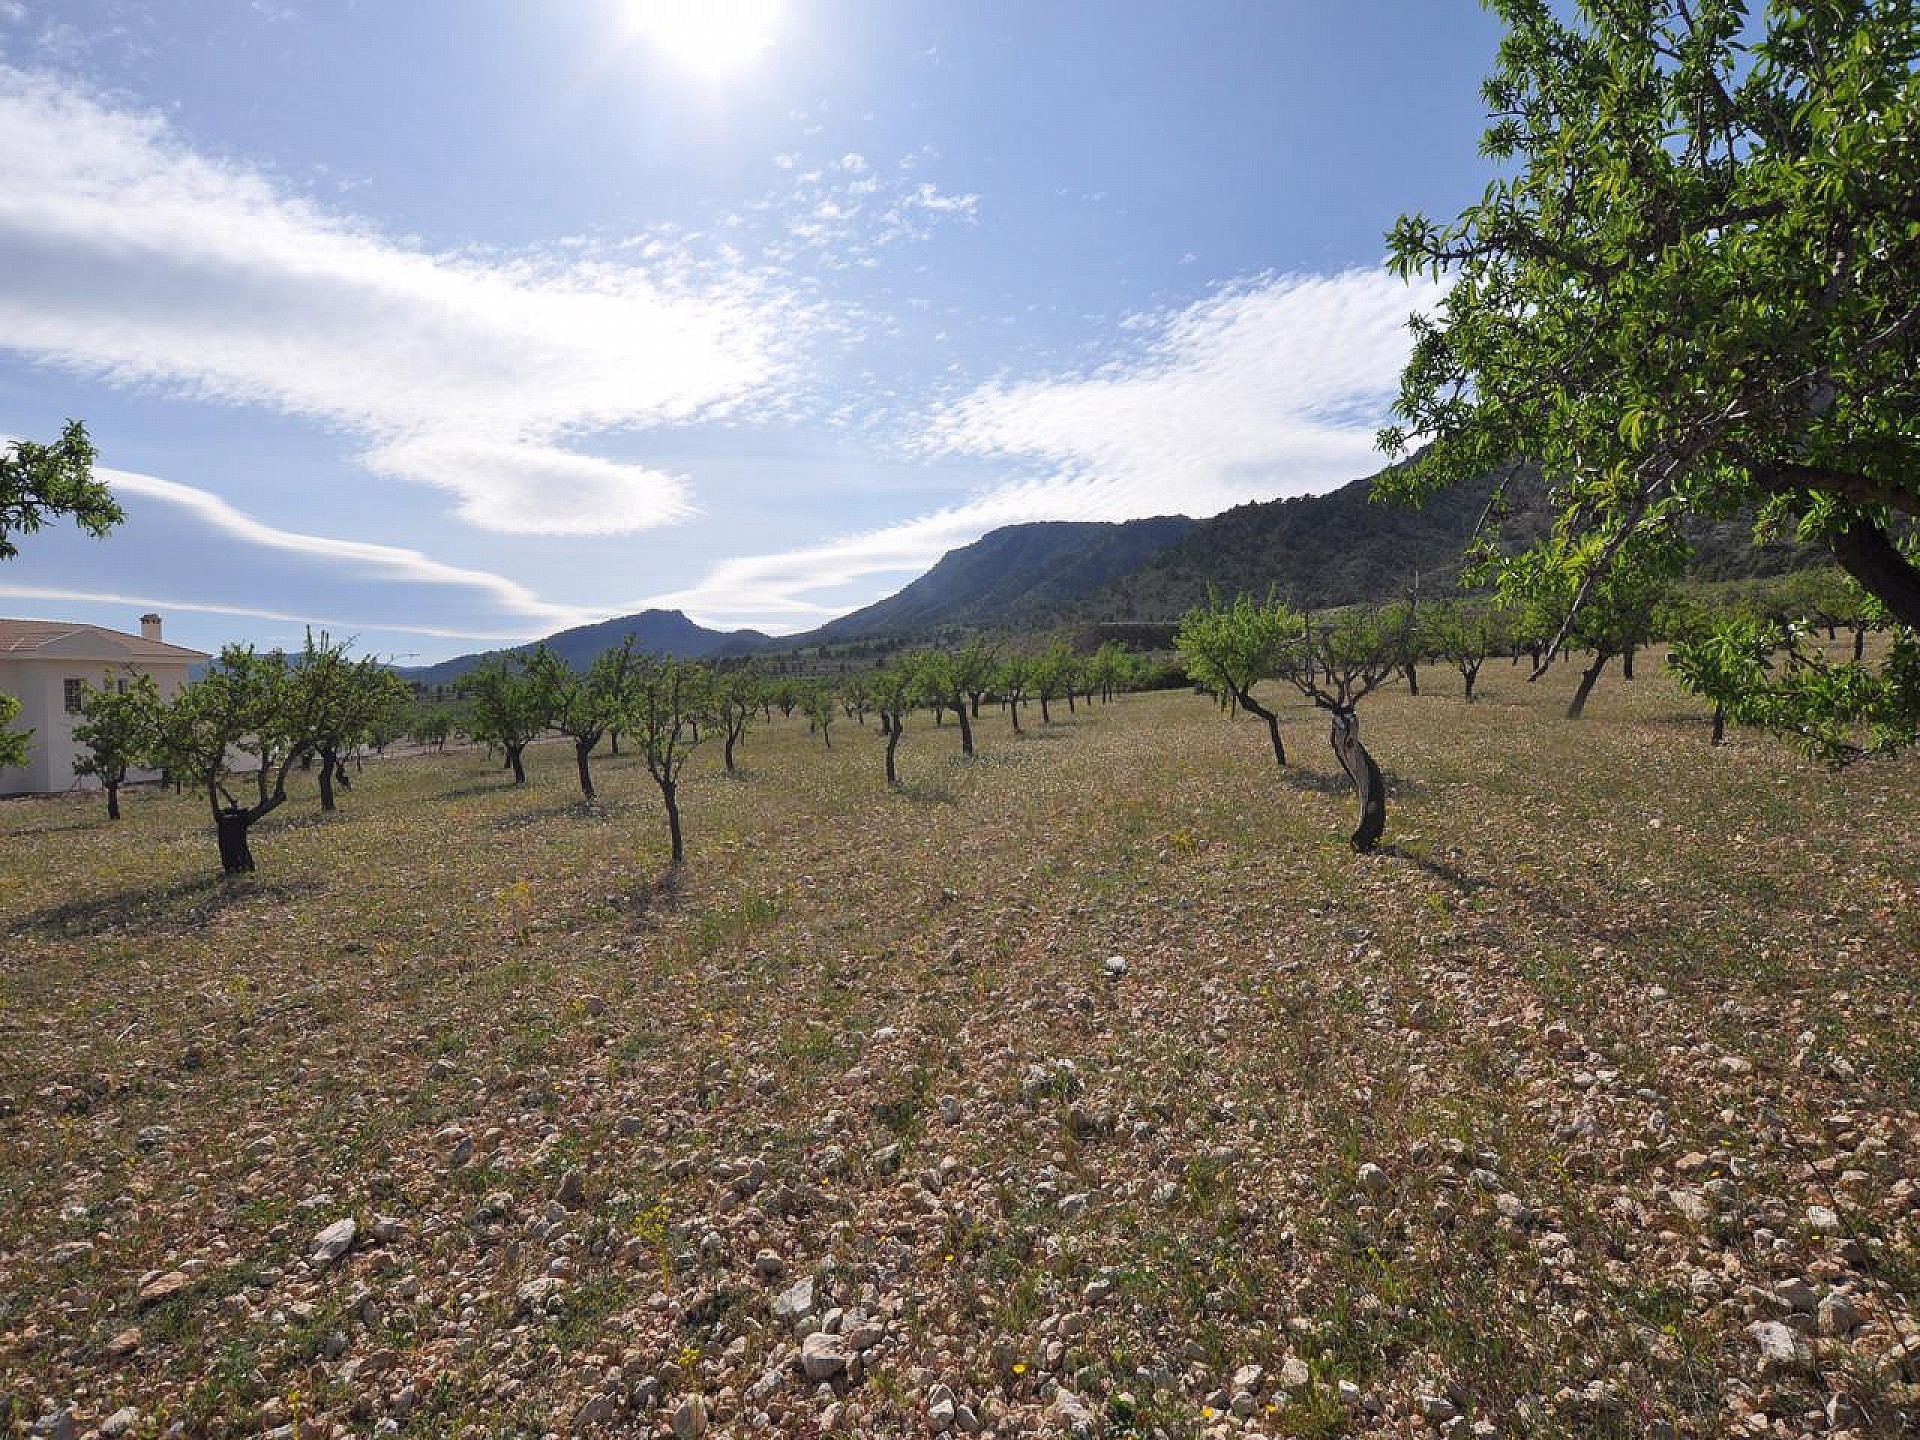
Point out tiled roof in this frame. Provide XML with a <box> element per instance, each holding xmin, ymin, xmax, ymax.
<box><xmin>0</xmin><ymin>618</ymin><xmax>209</xmax><ymax>661</ymax></box>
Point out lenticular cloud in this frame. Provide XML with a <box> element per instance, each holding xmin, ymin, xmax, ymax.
<box><xmin>0</xmin><ymin>66</ymin><xmax>798</xmax><ymax>535</ymax></box>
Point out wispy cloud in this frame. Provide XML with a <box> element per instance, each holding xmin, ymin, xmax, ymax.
<box><xmin>0</xmin><ymin>463</ymin><xmax>599</xmax><ymax>641</ymax></box>
<box><xmin>925</xmin><ymin>268</ymin><xmax>1443</xmax><ymax>512</ymax></box>
<box><xmin>0</xmin><ymin>66</ymin><xmax>801</xmax><ymax>535</ymax></box>
<box><xmin>658</xmin><ymin>270</ymin><xmax>1441</xmax><ymax>630</ymax></box>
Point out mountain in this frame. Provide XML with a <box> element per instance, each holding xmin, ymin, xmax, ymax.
<box><xmin>1047</xmin><ymin>463</ymin><xmax>1816</xmax><ymax>627</ymax></box>
<box><xmin>791</xmin><ymin>515</ymin><xmax>1197</xmax><ymax>645</ymax></box>
<box><xmin>398</xmin><ymin>609</ymin><xmax>770</xmax><ymax>688</ymax></box>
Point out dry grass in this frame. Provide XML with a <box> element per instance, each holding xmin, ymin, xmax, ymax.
<box><xmin>2</xmin><ymin>652</ymin><xmax>1916</xmax><ymax>1439</ymax></box>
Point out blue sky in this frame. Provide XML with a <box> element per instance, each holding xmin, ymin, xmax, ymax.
<box><xmin>0</xmin><ymin>1</ymin><xmax>1504</xmax><ymax>661</ymax></box>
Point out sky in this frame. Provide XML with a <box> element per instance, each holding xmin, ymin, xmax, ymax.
<box><xmin>0</xmin><ymin>0</ymin><xmax>1508</xmax><ymax>662</ymax></box>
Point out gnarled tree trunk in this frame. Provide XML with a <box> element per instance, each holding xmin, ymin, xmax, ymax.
<box><xmin>1328</xmin><ymin>710</ymin><xmax>1385</xmax><ymax>854</ymax></box>
<box><xmin>1236</xmin><ymin>689</ymin><xmax>1286</xmax><ymax>768</ymax></box>
<box><xmin>1566</xmin><ymin>650</ymin><xmax>1611</xmax><ymax>719</ymax></box>
<box><xmin>215</xmin><ymin>806</ymin><xmax>258</xmax><ymax>874</ymax></box>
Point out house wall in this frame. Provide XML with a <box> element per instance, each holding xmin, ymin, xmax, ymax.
<box><xmin>0</xmin><ymin>657</ymin><xmax>197</xmax><ymax>796</ymax></box>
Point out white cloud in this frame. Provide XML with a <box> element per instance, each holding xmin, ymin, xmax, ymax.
<box><xmin>1</xmin><ymin>462</ymin><xmax>599</xmax><ymax>640</ymax></box>
<box><xmin>927</xmin><ymin>268</ymin><xmax>1444</xmax><ymax>515</ymax></box>
<box><xmin>0</xmin><ymin>66</ymin><xmax>801</xmax><ymax>535</ymax></box>
<box><xmin>657</xmin><ymin>269</ymin><xmax>1442</xmax><ymax>630</ymax></box>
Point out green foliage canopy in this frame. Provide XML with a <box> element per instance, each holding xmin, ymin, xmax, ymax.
<box><xmin>1380</xmin><ymin>0</ymin><xmax>1920</xmax><ymax>753</ymax></box>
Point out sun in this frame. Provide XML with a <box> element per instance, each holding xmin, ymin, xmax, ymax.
<box><xmin>623</xmin><ymin>0</ymin><xmax>780</xmax><ymax>81</ymax></box>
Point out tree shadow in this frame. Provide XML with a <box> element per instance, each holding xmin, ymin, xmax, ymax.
<box><xmin>438</xmin><ymin>778</ymin><xmax>520</xmax><ymax>801</ymax></box>
<box><xmin>616</xmin><ymin>865</ymin><xmax>686</xmax><ymax>931</ymax></box>
<box><xmin>12</xmin><ymin>873</ymin><xmax>306</xmax><ymax>941</ymax></box>
<box><xmin>896</xmin><ymin>780</ymin><xmax>958</xmax><ymax>807</ymax></box>
<box><xmin>1280</xmin><ymin>766</ymin><xmax>1426</xmax><ymax>798</ymax></box>
<box><xmin>1375</xmin><ymin>843</ymin><xmax>1494</xmax><ymax>895</ymax></box>
<box><xmin>492</xmin><ymin>799</ymin><xmax>612</xmax><ymax>834</ymax></box>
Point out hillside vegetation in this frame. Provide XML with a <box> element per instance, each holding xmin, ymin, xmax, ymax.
<box><xmin>3</xmin><ymin>663</ymin><xmax>1916</xmax><ymax>1438</ymax></box>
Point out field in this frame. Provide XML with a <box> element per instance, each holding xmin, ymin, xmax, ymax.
<box><xmin>3</xmin><ymin>656</ymin><xmax>1917</xmax><ymax>1440</ymax></box>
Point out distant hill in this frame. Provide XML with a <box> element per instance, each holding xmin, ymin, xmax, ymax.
<box><xmin>1045</xmin><ymin>463</ymin><xmax>1817</xmax><ymax>626</ymax></box>
<box><xmin>790</xmin><ymin>515</ymin><xmax>1197</xmax><ymax>645</ymax></box>
<box><xmin>398</xmin><ymin>609</ymin><xmax>770</xmax><ymax>688</ymax></box>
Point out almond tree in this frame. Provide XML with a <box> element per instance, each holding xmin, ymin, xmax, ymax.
<box><xmin>1427</xmin><ymin>601</ymin><xmax>1508</xmax><ymax>701</ymax></box>
<box><xmin>870</xmin><ymin>661</ymin><xmax>915</xmax><ymax>787</ymax></box>
<box><xmin>1381</xmin><ymin>0</ymin><xmax>1920</xmax><ymax>754</ymax></box>
<box><xmin>805</xmin><ymin>680</ymin><xmax>836</xmax><ymax>749</ymax></box>
<box><xmin>531</xmin><ymin>639</ymin><xmax>638</xmax><ymax>801</ymax></box>
<box><xmin>1175</xmin><ymin>593</ymin><xmax>1299</xmax><ymax>768</ymax></box>
<box><xmin>151</xmin><ymin>645</ymin><xmax>329</xmax><ymax>874</ymax></box>
<box><xmin>914</xmin><ymin>643</ymin><xmax>995</xmax><ymax>757</ymax></box>
<box><xmin>1</xmin><ymin>421</ymin><xmax>119</xmax><ymax>561</ymax></box>
<box><xmin>712</xmin><ymin>664</ymin><xmax>761</xmax><ymax>774</ymax></box>
<box><xmin>996</xmin><ymin>654</ymin><xmax>1032</xmax><ymax>733</ymax></box>
<box><xmin>1031</xmin><ymin>641</ymin><xmax>1076</xmax><ymax>724</ymax></box>
<box><xmin>294</xmin><ymin>630</ymin><xmax>413</xmax><ymax>811</ymax></box>
<box><xmin>455</xmin><ymin>657</ymin><xmax>550</xmax><ymax>784</ymax></box>
<box><xmin>1278</xmin><ymin>608</ymin><xmax>1419</xmax><ymax>853</ymax></box>
<box><xmin>71</xmin><ymin>672</ymin><xmax>162</xmax><ymax>820</ymax></box>
<box><xmin>627</xmin><ymin>656</ymin><xmax>708</xmax><ymax>863</ymax></box>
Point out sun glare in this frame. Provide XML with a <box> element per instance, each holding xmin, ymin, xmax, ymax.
<box><xmin>624</xmin><ymin>0</ymin><xmax>780</xmax><ymax>81</ymax></box>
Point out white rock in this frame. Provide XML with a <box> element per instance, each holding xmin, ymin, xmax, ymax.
<box><xmin>1357</xmin><ymin>1162</ymin><xmax>1390</xmax><ymax>1196</ymax></box>
<box><xmin>1047</xmin><ymin>1389</ymin><xmax>1097</xmax><ymax>1437</ymax></box>
<box><xmin>670</xmin><ymin>1393</ymin><xmax>708</xmax><ymax>1440</ymax></box>
<box><xmin>800</xmin><ymin>1331</ymin><xmax>851</xmax><ymax>1381</ymax></box>
<box><xmin>310</xmin><ymin>1218</ymin><xmax>357</xmax><ymax>1267</ymax></box>
<box><xmin>1747</xmin><ymin>1320</ymin><xmax>1812</xmax><ymax>1375</ymax></box>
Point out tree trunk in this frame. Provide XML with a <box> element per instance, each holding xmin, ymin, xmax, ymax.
<box><xmin>1566</xmin><ymin>651</ymin><xmax>1610</xmax><ymax>719</ymax></box>
<box><xmin>575</xmin><ymin>738</ymin><xmax>596</xmax><ymax>800</ymax></box>
<box><xmin>1853</xmin><ymin>625</ymin><xmax>1867</xmax><ymax>662</ymax></box>
<box><xmin>507</xmin><ymin>744</ymin><xmax>527</xmax><ymax>784</ymax></box>
<box><xmin>216</xmin><ymin>807</ymin><xmax>257</xmax><ymax>874</ymax></box>
<box><xmin>885</xmin><ymin>718</ymin><xmax>901</xmax><ymax>787</ymax></box>
<box><xmin>1403</xmin><ymin>662</ymin><xmax>1419</xmax><ymax>696</ymax></box>
<box><xmin>1009</xmin><ymin>699</ymin><xmax>1022</xmax><ymax>733</ymax></box>
<box><xmin>1328</xmin><ymin>710</ymin><xmax>1385</xmax><ymax>854</ymax></box>
<box><xmin>610</xmin><ymin>728</ymin><xmax>621</xmax><ymax>755</ymax></box>
<box><xmin>318</xmin><ymin>747</ymin><xmax>337</xmax><ymax>812</ymax></box>
<box><xmin>1237</xmin><ymin>690</ymin><xmax>1286</xmax><ymax>768</ymax></box>
<box><xmin>1830</xmin><ymin>517</ymin><xmax>1920</xmax><ymax>631</ymax></box>
<box><xmin>724</xmin><ymin>731</ymin><xmax>738</xmax><ymax>772</ymax></box>
<box><xmin>105</xmin><ymin>782</ymin><xmax>120</xmax><ymax>821</ymax></box>
<box><xmin>662</xmin><ymin>780</ymin><xmax>684</xmax><ymax>864</ymax></box>
<box><xmin>970</xmin><ymin>695</ymin><xmax>981</xmax><ymax>719</ymax></box>
<box><xmin>1067</xmin><ymin>690</ymin><xmax>1076</xmax><ymax>715</ymax></box>
<box><xmin>1622</xmin><ymin>645</ymin><xmax>1636</xmax><ymax>680</ymax></box>
<box><xmin>956</xmin><ymin>703</ymin><xmax>974</xmax><ymax>757</ymax></box>
<box><xmin>1711</xmin><ymin>702</ymin><xmax>1726</xmax><ymax>746</ymax></box>
<box><xmin>1039</xmin><ymin>695</ymin><xmax>1051</xmax><ymax>726</ymax></box>
<box><xmin>334</xmin><ymin>754</ymin><xmax>351</xmax><ymax>790</ymax></box>
<box><xmin>1461</xmin><ymin>662</ymin><xmax>1480</xmax><ymax>700</ymax></box>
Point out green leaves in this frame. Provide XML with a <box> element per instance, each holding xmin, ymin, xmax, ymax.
<box><xmin>0</xmin><ymin>420</ymin><xmax>120</xmax><ymax>562</ymax></box>
<box><xmin>1174</xmin><ymin>592</ymin><xmax>1300</xmax><ymax>702</ymax></box>
<box><xmin>0</xmin><ymin>691</ymin><xmax>29</xmax><ymax>770</ymax></box>
<box><xmin>71</xmin><ymin>672</ymin><xmax>164</xmax><ymax>789</ymax></box>
<box><xmin>1381</xmin><ymin>0</ymin><xmax>1920</xmax><ymax>755</ymax></box>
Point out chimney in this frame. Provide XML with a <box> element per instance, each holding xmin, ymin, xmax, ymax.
<box><xmin>140</xmin><ymin>613</ymin><xmax>163</xmax><ymax>643</ymax></box>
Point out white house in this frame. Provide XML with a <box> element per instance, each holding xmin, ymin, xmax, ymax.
<box><xmin>0</xmin><ymin>614</ymin><xmax>208</xmax><ymax>796</ymax></box>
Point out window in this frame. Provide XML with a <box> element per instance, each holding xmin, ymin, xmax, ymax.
<box><xmin>64</xmin><ymin>678</ymin><xmax>85</xmax><ymax>714</ymax></box>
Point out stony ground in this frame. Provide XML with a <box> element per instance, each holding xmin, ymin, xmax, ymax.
<box><xmin>2</xmin><ymin>654</ymin><xmax>1917</xmax><ymax>1440</ymax></box>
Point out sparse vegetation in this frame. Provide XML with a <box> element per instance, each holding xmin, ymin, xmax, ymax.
<box><xmin>7</xmin><ymin>655</ymin><xmax>1914</xmax><ymax>1437</ymax></box>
